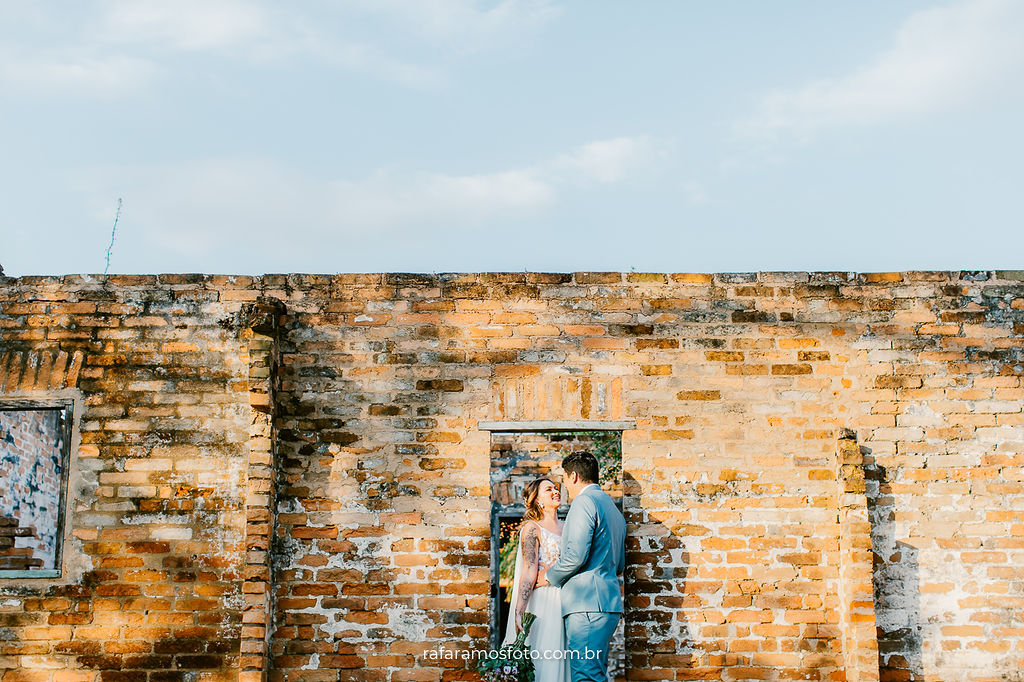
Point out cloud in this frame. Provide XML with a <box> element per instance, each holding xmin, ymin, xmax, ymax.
<box><xmin>0</xmin><ymin>1</ymin><xmax>560</xmax><ymax>95</ymax></box>
<box><xmin>74</xmin><ymin>136</ymin><xmax>659</xmax><ymax>262</ymax></box>
<box><xmin>0</xmin><ymin>48</ymin><xmax>156</xmax><ymax>94</ymax></box>
<box><xmin>680</xmin><ymin>181</ymin><xmax>708</xmax><ymax>205</ymax></box>
<box><xmin>550</xmin><ymin>136</ymin><xmax>661</xmax><ymax>184</ymax></box>
<box><xmin>740</xmin><ymin>0</ymin><xmax>1024</xmax><ymax>138</ymax></box>
<box><xmin>96</xmin><ymin>0</ymin><xmax>561</xmax><ymax>56</ymax></box>
<box><xmin>343</xmin><ymin>0</ymin><xmax>562</xmax><ymax>53</ymax></box>
<box><xmin>99</xmin><ymin>0</ymin><xmax>272</xmax><ymax>51</ymax></box>
<box><xmin>95</xmin><ymin>0</ymin><xmax>442</xmax><ymax>86</ymax></box>
<box><xmin>296</xmin><ymin>32</ymin><xmax>447</xmax><ymax>89</ymax></box>
<box><xmin>326</xmin><ymin>167</ymin><xmax>557</xmax><ymax>232</ymax></box>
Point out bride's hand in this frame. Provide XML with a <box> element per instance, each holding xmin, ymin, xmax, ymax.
<box><xmin>535</xmin><ymin>562</ymin><xmax>550</xmax><ymax>587</ymax></box>
<box><xmin>515</xmin><ymin>610</ymin><xmax>523</xmax><ymax>632</ymax></box>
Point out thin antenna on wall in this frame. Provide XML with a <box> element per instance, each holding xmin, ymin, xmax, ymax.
<box><xmin>104</xmin><ymin>198</ymin><xmax>123</xmax><ymax>276</ymax></box>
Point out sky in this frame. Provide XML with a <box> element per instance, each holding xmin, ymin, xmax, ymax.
<box><xmin>1</xmin><ymin>0</ymin><xmax>1023</xmax><ymax>276</ymax></box>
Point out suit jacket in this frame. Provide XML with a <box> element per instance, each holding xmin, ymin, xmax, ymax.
<box><xmin>545</xmin><ymin>484</ymin><xmax>625</xmax><ymax>615</ymax></box>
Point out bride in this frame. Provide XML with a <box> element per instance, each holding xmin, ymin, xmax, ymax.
<box><xmin>502</xmin><ymin>476</ymin><xmax>571</xmax><ymax>681</ymax></box>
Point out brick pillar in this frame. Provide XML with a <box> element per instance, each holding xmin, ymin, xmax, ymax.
<box><xmin>837</xmin><ymin>429</ymin><xmax>881</xmax><ymax>682</ymax></box>
<box><xmin>240</xmin><ymin>297</ymin><xmax>285</xmax><ymax>681</ymax></box>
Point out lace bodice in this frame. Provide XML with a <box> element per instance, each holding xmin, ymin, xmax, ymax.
<box><xmin>536</xmin><ymin>524</ymin><xmax>561</xmax><ymax>566</ymax></box>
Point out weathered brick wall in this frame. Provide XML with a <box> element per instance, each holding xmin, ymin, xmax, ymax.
<box><xmin>0</xmin><ymin>276</ymin><xmax>255</xmax><ymax>681</ymax></box>
<box><xmin>0</xmin><ymin>409</ymin><xmax>63</xmax><ymax>568</ymax></box>
<box><xmin>1</xmin><ymin>271</ymin><xmax>1022</xmax><ymax>682</ymax></box>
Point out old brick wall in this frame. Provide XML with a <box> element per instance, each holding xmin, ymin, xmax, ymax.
<box><xmin>0</xmin><ymin>409</ymin><xmax>63</xmax><ymax>569</ymax></box>
<box><xmin>0</xmin><ymin>276</ymin><xmax>256</xmax><ymax>681</ymax></box>
<box><xmin>1</xmin><ymin>271</ymin><xmax>1022</xmax><ymax>682</ymax></box>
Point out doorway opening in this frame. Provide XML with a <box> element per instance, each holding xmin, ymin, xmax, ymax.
<box><xmin>486</xmin><ymin>425</ymin><xmax>625</xmax><ymax>680</ymax></box>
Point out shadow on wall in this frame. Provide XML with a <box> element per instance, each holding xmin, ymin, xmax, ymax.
<box><xmin>624</xmin><ymin>468</ymin><xmax>852</xmax><ymax>679</ymax></box>
<box><xmin>622</xmin><ymin>471</ymin><xmax>697</xmax><ymax>676</ymax></box>
<box><xmin>864</xmin><ymin>449</ymin><xmax>923</xmax><ymax>681</ymax></box>
<box><xmin>73</xmin><ymin>634</ymin><xmax>237</xmax><ymax>677</ymax></box>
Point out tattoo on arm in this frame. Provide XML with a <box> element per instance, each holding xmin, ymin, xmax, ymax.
<box><xmin>517</xmin><ymin>524</ymin><xmax>540</xmax><ymax>619</ymax></box>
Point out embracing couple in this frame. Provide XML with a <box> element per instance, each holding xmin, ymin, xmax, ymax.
<box><xmin>502</xmin><ymin>452</ymin><xmax>626</xmax><ymax>682</ymax></box>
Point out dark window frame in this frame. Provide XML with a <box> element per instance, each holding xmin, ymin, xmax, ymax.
<box><xmin>0</xmin><ymin>397</ymin><xmax>75</xmax><ymax>579</ymax></box>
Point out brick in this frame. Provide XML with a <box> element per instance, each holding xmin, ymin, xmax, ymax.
<box><xmin>771</xmin><ymin>363</ymin><xmax>813</xmax><ymax>375</ymax></box>
<box><xmin>677</xmin><ymin>390</ymin><xmax>721</xmax><ymax>401</ymax></box>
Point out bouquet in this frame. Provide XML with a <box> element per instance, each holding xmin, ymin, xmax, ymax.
<box><xmin>475</xmin><ymin>612</ymin><xmax>537</xmax><ymax>682</ymax></box>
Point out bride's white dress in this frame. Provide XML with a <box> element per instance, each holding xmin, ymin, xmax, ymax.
<box><xmin>502</xmin><ymin>524</ymin><xmax>571</xmax><ymax>682</ymax></box>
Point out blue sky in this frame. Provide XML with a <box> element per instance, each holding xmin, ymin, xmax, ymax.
<box><xmin>2</xmin><ymin>0</ymin><xmax>1023</xmax><ymax>276</ymax></box>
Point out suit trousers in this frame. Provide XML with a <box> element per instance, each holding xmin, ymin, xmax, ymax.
<box><xmin>564</xmin><ymin>611</ymin><xmax>619</xmax><ymax>682</ymax></box>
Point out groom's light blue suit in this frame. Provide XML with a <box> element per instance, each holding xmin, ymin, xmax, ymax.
<box><xmin>544</xmin><ymin>483</ymin><xmax>626</xmax><ymax>682</ymax></box>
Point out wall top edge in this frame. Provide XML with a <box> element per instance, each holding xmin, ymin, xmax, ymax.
<box><xmin>2</xmin><ymin>270</ymin><xmax>1023</xmax><ymax>288</ymax></box>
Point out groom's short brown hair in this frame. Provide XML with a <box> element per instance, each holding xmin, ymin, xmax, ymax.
<box><xmin>562</xmin><ymin>451</ymin><xmax>599</xmax><ymax>484</ymax></box>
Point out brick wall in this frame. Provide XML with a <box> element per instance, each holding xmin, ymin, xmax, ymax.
<box><xmin>0</xmin><ymin>271</ymin><xmax>1021</xmax><ymax>682</ymax></box>
<box><xmin>0</xmin><ymin>409</ymin><xmax>64</xmax><ymax>570</ymax></box>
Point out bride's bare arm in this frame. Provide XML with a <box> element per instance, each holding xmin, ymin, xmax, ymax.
<box><xmin>515</xmin><ymin>522</ymin><xmax>540</xmax><ymax>630</ymax></box>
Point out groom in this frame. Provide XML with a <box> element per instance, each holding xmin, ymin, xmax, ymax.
<box><xmin>537</xmin><ymin>451</ymin><xmax>626</xmax><ymax>682</ymax></box>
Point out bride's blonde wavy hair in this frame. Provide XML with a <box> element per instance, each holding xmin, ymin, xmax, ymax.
<box><xmin>521</xmin><ymin>476</ymin><xmax>555</xmax><ymax>523</ymax></box>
